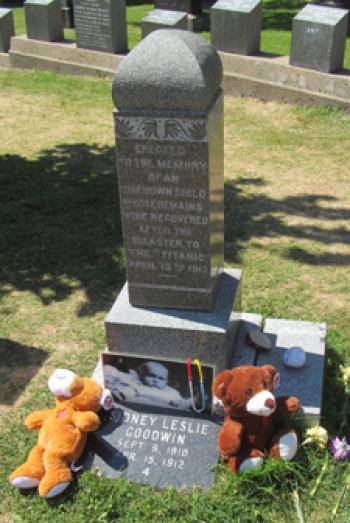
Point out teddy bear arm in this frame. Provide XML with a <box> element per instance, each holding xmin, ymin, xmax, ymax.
<box><xmin>71</xmin><ymin>411</ymin><xmax>101</xmax><ymax>432</ymax></box>
<box><xmin>218</xmin><ymin>420</ymin><xmax>243</xmax><ymax>458</ymax></box>
<box><xmin>25</xmin><ymin>409</ymin><xmax>52</xmax><ymax>429</ymax></box>
<box><xmin>276</xmin><ymin>396</ymin><xmax>300</xmax><ymax>415</ymax></box>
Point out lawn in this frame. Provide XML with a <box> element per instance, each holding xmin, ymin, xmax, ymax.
<box><xmin>5</xmin><ymin>1</ymin><xmax>350</xmax><ymax>68</ymax></box>
<box><xmin>1</xmin><ymin>67</ymin><xmax>350</xmax><ymax>521</ymax></box>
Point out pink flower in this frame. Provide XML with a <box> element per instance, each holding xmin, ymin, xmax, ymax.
<box><xmin>330</xmin><ymin>437</ymin><xmax>350</xmax><ymax>461</ymax></box>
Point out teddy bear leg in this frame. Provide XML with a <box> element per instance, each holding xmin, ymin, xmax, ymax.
<box><xmin>10</xmin><ymin>444</ymin><xmax>45</xmax><ymax>489</ymax></box>
<box><xmin>237</xmin><ymin>449</ymin><xmax>265</xmax><ymax>473</ymax></box>
<box><xmin>268</xmin><ymin>429</ymin><xmax>298</xmax><ymax>460</ymax></box>
<box><xmin>38</xmin><ymin>451</ymin><xmax>73</xmax><ymax>498</ymax></box>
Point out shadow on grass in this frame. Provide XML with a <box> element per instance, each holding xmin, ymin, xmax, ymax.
<box><xmin>0</xmin><ymin>338</ymin><xmax>48</xmax><ymax>406</ymax></box>
<box><xmin>224</xmin><ymin>177</ymin><xmax>350</xmax><ymax>265</ymax></box>
<box><xmin>0</xmin><ymin>144</ymin><xmax>125</xmax><ymax>317</ymax></box>
<box><xmin>262</xmin><ymin>0</ymin><xmax>306</xmax><ymax>31</ymax></box>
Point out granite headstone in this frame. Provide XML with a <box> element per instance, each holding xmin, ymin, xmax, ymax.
<box><xmin>290</xmin><ymin>4</ymin><xmax>349</xmax><ymax>73</ymax></box>
<box><xmin>24</xmin><ymin>0</ymin><xmax>64</xmax><ymax>42</ymax></box>
<box><xmin>74</xmin><ymin>0</ymin><xmax>128</xmax><ymax>54</ymax></box>
<box><xmin>211</xmin><ymin>0</ymin><xmax>262</xmax><ymax>55</ymax></box>
<box><xmin>60</xmin><ymin>0</ymin><xmax>74</xmax><ymax>29</ymax></box>
<box><xmin>82</xmin><ymin>405</ymin><xmax>221</xmax><ymax>489</ymax></box>
<box><xmin>154</xmin><ymin>0</ymin><xmax>202</xmax><ymax>14</ymax></box>
<box><xmin>112</xmin><ymin>30</ymin><xmax>224</xmax><ymax>310</ymax></box>
<box><xmin>141</xmin><ymin>9</ymin><xmax>188</xmax><ymax>38</ymax></box>
<box><xmin>0</xmin><ymin>8</ymin><xmax>14</xmax><ymax>53</ymax></box>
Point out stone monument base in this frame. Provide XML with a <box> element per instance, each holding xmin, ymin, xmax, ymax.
<box><xmin>105</xmin><ymin>269</ymin><xmax>242</xmax><ymax>376</ymax></box>
<box><xmin>0</xmin><ymin>51</ymin><xmax>10</xmax><ymax>68</ymax></box>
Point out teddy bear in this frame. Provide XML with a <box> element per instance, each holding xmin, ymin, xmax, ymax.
<box><xmin>10</xmin><ymin>368</ymin><xmax>113</xmax><ymax>498</ymax></box>
<box><xmin>212</xmin><ymin>364</ymin><xmax>300</xmax><ymax>473</ymax></box>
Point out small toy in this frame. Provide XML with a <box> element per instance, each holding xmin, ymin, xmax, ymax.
<box><xmin>212</xmin><ymin>365</ymin><xmax>300</xmax><ymax>473</ymax></box>
<box><xmin>10</xmin><ymin>369</ymin><xmax>113</xmax><ymax>498</ymax></box>
<box><xmin>284</xmin><ymin>346</ymin><xmax>306</xmax><ymax>368</ymax></box>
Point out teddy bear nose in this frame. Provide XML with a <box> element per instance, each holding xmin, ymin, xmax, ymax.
<box><xmin>265</xmin><ymin>398</ymin><xmax>275</xmax><ymax>409</ymax></box>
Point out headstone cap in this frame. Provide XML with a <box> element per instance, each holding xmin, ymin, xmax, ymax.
<box><xmin>112</xmin><ymin>30</ymin><xmax>223</xmax><ymax>112</ymax></box>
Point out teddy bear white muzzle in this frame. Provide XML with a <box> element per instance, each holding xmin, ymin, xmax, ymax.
<box><xmin>100</xmin><ymin>389</ymin><xmax>113</xmax><ymax>410</ymax></box>
<box><xmin>246</xmin><ymin>390</ymin><xmax>276</xmax><ymax>417</ymax></box>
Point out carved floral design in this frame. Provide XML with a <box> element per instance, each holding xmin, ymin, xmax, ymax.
<box><xmin>116</xmin><ymin>116</ymin><xmax>207</xmax><ymax>142</ymax></box>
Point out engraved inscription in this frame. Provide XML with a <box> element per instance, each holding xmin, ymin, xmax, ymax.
<box><xmin>74</xmin><ymin>0</ymin><xmax>111</xmax><ymax>51</ymax></box>
<box><xmin>117</xmin><ymin>120</ymin><xmax>210</xmax><ymax>288</ymax></box>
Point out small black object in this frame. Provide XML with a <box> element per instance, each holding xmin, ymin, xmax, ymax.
<box><xmin>246</xmin><ymin>329</ymin><xmax>272</xmax><ymax>351</ymax></box>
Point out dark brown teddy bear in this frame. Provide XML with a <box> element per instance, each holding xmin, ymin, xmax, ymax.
<box><xmin>212</xmin><ymin>365</ymin><xmax>300</xmax><ymax>473</ymax></box>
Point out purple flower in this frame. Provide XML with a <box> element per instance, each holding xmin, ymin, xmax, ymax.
<box><xmin>330</xmin><ymin>437</ymin><xmax>350</xmax><ymax>461</ymax></box>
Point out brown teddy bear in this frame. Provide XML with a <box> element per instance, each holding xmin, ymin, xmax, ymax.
<box><xmin>10</xmin><ymin>369</ymin><xmax>113</xmax><ymax>498</ymax></box>
<box><xmin>212</xmin><ymin>365</ymin><xmax>300</xmax><ymax>473</ymax></box>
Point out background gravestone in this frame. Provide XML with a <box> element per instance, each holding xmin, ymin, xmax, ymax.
<box><xmin>112</xmin><ymin>29</ymin><xmax>224</xmax><ymax>311</ymax></box>
<box><xmin>154</xmin><ymin>0</ymin><xmax>202</xmax><ymax>14</ymax></box>
<box><xmin>141</xmin><ymin>9</ymin><xmax>188</xmax><ymax>38</ymax></box>
<box><xmin>290</xmin><ymin>4</ymin><xmax>349</xmax><ymax>73</ymax></box>
<box><xmin>74</xmin><ymin>0</ymin><xmax>128</xmax><ymax>54</ymax></box>
<box><xmin>0</xmin><ymin>8</ymin><xmax>14</xmax><ymax>53</ymax></box>
<box><xmin>211</xmin><ymin>0</ymin><xmax>262</xmax><ymax>55</ymax></box>
<box><xmin>60</xmin><ymin>0</ymin><xmax>74</xmax><ymax>29</ymax></box>
<box><xmin>24</xmin><ymin>0</ymin><xmax>64</xmax><ymax>42</ymax></box>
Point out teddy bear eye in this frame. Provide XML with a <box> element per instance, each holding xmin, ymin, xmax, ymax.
<box><xmin>245</xmin><ymin>388</ymin><xmax>253</xmax><ymax>397</ymax></box>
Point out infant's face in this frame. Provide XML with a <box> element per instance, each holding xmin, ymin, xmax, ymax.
<box><xmin>141</xmin><ymin>362</ymin><xmax>168</xmax><ymax>389</ymax></box>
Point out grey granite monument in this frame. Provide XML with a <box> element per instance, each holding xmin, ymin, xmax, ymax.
<box><xmin>73</xmin><ymin>0</ymin><xmax>128</xmax><ymax>54</ymax></box>
<box><xmin>0</xmin><ymin>8</ymin><xmax>14</xmax><ymax>53</ymax></box>
<box><xmin>154</xmin><ymin>0</ymin><xmax>202</xmax><ymax>14</ymax></box>
<box><xmin>211</xmin><ymin>0</ymin><xmax>262</xmax><ymax>55</ymax></box>
<box><xmin>290</xmin><ymin>4</ymin><xmax>349</xmax><ymax>73</ymax></box>
<box><xmin>141</xmin><ymin>9</ymin><xmax>188</xmax><ymax>38</ymax></box>
<box><xmin>112</xmin><ymin>30</ymin><xmax>226</xmax><ymax>311</ymax></box>
<box><xmin>24</xmin><ymin>0</ymin><xmax>64</xmax><ymax>42</ymax></box>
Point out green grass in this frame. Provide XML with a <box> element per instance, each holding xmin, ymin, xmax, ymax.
<box><xmin>1</xmin><ymin>68</ymin><xmax>350</xmax><ymax>521</ymax></box>
<box><xmin>6</xmin><ymin>2</ymin><xmax>350</xmax><ymax>67</ymax></box>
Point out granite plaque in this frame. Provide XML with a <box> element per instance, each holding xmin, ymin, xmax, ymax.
<box><xmin>74</xmin><ymin>0</ymin><xmax>128</xmax><ymax>54</ymax></box>
<box><xmin>112</xmin><ymin>30</ymin><xmax>224</xmax><ymax>310</ymax></box>
<box><xmin>154</xmin><ymin>0</ymin><xmax>202</xmax><ymax>14</ymax></box>
<box><xmin>141</xmin><ymin>9</ymin><xmax>188</xmax><ymax>38</ymax></box>
<box><xmin>24</xmin><ymin>0</ymin><xmax>64</xmax><ymax>42</ymax></box>
<box><xmin>290</xmin><ymin>4</ymin><xmax>349</xmax><ymax>73</ymax></box>
<box><xmin>0</xmin><ymin>8</ymin><xmax>14</xmax><ymax>53</ymax></box>
<box><xmin>82</xmin><ymin>406</ymin><xmax>221</xmax><ymax>489</ymax></box>
<box><xmin>211</xmin><ymin>0</ymin><xmax>262</xmax><ymax>55</ymax></box>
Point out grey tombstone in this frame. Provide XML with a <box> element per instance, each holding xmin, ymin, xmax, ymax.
<box><xmin>211</xmin><ymin>0</ymin><xmax>262</xmax><ymax>55</ymax></box>
<box><xmin>154</xmin><ymin>0</ymin><xmax>202</xmax><ymax>14</ymax></box>
<box><xmin>82</xmin><ymin>405</ymin><xmax>221</xmax><ymax>489</ymax></box>
<box><xmin>73</xmin><ymin>0</ymin><xmax>128</xmax><ymax>54</ymax></box>
<box><xmin>112</xmin><ymin>30</ymin><xmax>224</xmax><ymax>311</ymax></box>
<box><xmin>141</xmin><ymin>9</ymin><xmax>188</xmax><ymax>39</ymax></box>
<box><xmin>0</xmin><ymin>9</ymin><xmax>14</xmax><ymax>53</ymax></box>
<box><xmin>290</xmin><ymin>4</ymin><xmax>349</xmax><ymax>73</ymax></box>
<box><xmin>60</xmin><ymin>0</ymin><xmax>74</xmax><ymax>29</ymax></box>
<box><xmin>24</xmin><ymin>0</ymin><xmax>64</xmax><ymax>42</ymax></box>
<box><xmin>257</xmin><ymin>319</ymin><xmax>326</xmax><ymax>426</ymax></box>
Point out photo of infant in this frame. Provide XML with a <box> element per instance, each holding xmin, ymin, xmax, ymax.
<box><xmin>102</xmin><ymin>353</ymin><xmax>213</xmax><ymax>414</ymax></box>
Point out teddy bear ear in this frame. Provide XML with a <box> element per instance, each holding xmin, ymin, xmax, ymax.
<box><xmin>212</xmin><ymin>370</ymin><xmax>234</xmax><ymax>400</ymax></box>
<box><xmin>261</xmin><ymin>365</ymin><xmax>278</xmax><ymax>385</ymax></box>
